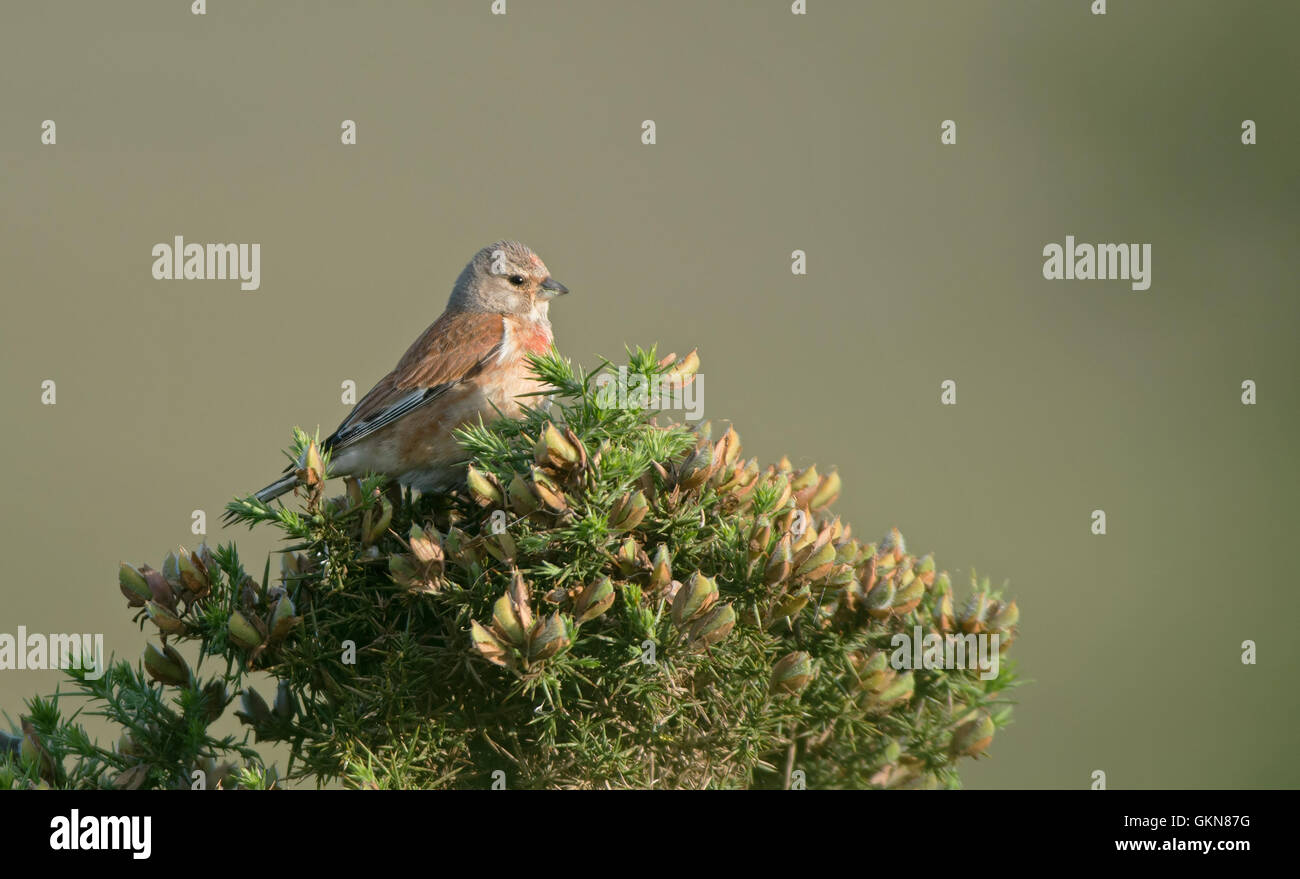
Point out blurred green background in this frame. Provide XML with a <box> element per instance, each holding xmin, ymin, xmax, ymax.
<box><xmin>1</xmin><ymin>1</ymin><xmax>1296</xmax><ymax>789</ymax></box>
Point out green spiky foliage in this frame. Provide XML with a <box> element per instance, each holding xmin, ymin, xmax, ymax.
<box><xmin>3</xmin><ymin>348</ymin><xmax>1019</xmax><ymax>790</ymax></box>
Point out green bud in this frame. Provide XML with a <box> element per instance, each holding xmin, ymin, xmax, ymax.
<box><xmin>879</xmin><ymin>527</ymin><xmax>906</xmax><ymax>562</ymax></box>
<box><xmin>146</xmin><ymin>600</ymin><xmax>186</xmax><ymax>636</ymax></box>
<box><xmin>867</xmin><ymin>671</ymin><xmax>914</xmax><ymax>712</ymax></box>
<box><xmin>672</xmin><ymin>572</ymin><xmax>719</xmax><ymax>628</ymax></box>
<box><xmin>794</xmin><ymin>537</ymin><xmax>836</xmax><ymax>581</ymax></box>
<box><xmin>770</xmin><ymin>651</ymin><xmax>813</xmax><ymax>694</ymax></box>
<box><xmin>687</xmin><ymin>603</ymin><xmax>735</xmax><ymax>648</ymax></box>
<box><xmin>915</xmin><ymin>553</ymin><xmax>936</xmax><ymax>586</ymax></box>
<box><xmin>466</xmin><ymin>464</ymin><xmax>504</xmax><ymax>507</ymax></box>
<box><xmin>573</xmin><ymin>576</ymin><xmax>615</xmax><ymax>624</ymax></box>
<box><xmin>508</xmin><ymin>472</ymin><xmax>540</xmax><ymax>515</ymax></box>
<box><xmin>175</xmin><ymin>548</ymin><xmax>208</xmax><ymax>599</ymax></box>
<box><xmin>530</xmin><ymin>466</ymin><xmax>568</xmax><ymax>514</ymax></box>
<box><xmin>481</xmin><ymin>522</ymin><xmax>518</xmax><ymax>563</ymax></box>
<box><xmin>808</xmin><ymin>470</ymin><xmax>841</xmax><ymax>511</ymax></box>
<box><xmin>892</xmin><ymin>574</ymin><xmax>924</xmax><ymax>614</ymax></box>
<box><xmin>865</xmin><ymin>578</ymin><xmax>896</xmax><ymax>619</ymax></box>
<box><xmin>648</xmin><ymin>544</ymin><xmax>672</xmax><ymax>593</ymax></box>
<box><xmin>273</xmin><ymin>680</ymin><xmax>297</xmax><ymax>721</ymax></box>
<box><xmin>162</xmin><ymin>551</ymin><xmax>183</xmax><ymax>591</ymax></box>
<box><xmin>989</xmin><ymin>599</ymin><xmax>1019</xmax><ymax>632</ymax></box>
<box><xmin>267</xmin><ymin>595</ymin><xmax>299</xmax><ymax>642</ymax></box>
<box><xmin>408</xmin><ymin>524</ymin><xmax>444</xmax><ymax>568</ymax></box>
<box><xmin>613</xmin><ymin>536</ymin><xmax>642</xmax><ymax>577</ymax></box>
<box><xmin>363</xmin><ymin>496</ymin><xmax>393</xmax><ymax>546</ymax></box>
<box><xmin>950</xmin><ymin>711</ymin><xmax>996</xmax><ymax>758</ymax></box>
<box><xmin>143</xmin><ymin>642</ymin><xmax>190</xmax><ymax>686</ymax></box>
<box><xmin>960</xmin><ymin>591</ymin><xmax>991</xmax><ymax>634</ymax></box>
<box><xmin>526</xmin><ymin>613</ymin><xmax>570</xmax><ymax>663</ymax></box>
<box><xmin>119</xmin><ymin>562</ymin><xmax>151</xmax><ymax>606</ymax></box>
<box><xmin>764</xmin><ymin>535</ymin><xmax>793</xmax><ymax>587</ymax></box>
<box><xmin>535</xmin><ymin>421</ymin><xmax>581</xmax><ymax>469</ymax></box>
<box><xmin>608</xmin><ymin>490</ymin><xmax>649</xmax><ymax>532</ymax></box>
<box><xmin>142</xmin><ymin>565</ymin><xmax>175</xmax><ymax>609</ymax></box>
<box><xmin>469</xmin><ymin>620</ymin><xmax>509</xmax><ymax>667</ymax></box>
<box><xmin>492</xmin><ymin>593</ymin><xmax>528</xmax><ymax>646</ymax></box>
<box><xmin>677</xmin><ymin>444</ymin><xmax>719</xmax><ymax>492</ymax></box>
<box><xmin>227</xmin><ymin>610</ymin><xmax>265</xmax><ymax>650</ymax></box>
<box><xmin>237</xmin><ymin>687</ymin><xmax>271</xmax><ymax>728</ymax></box>
<box><xmin>200</xmin><ymin>680</ymin><xmax>228</xmax><ymax>725</ymax></box>
<box><xmin>766</xmin><ymin>587</ymin><xmax>810</xmax><ymax>628</ymax></box>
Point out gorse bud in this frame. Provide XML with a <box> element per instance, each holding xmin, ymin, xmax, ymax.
<box><xmin>526</xmin><ymin>614</ymin><xmax>570</xmax><ymax>662</ymax></box>
<box><xmin>608</xmin><ymin>490</ymin><xmax>649</xmax><ymax>531</ymax></box>
<box><xmin>613</xmin><ymin>536</ymin><xmax>643</xmax><ymax>577</ymax></box>
<box><xmin>765</xmin><ymin>586</ymin><xmax>810</xmax><ymax>629</ymax></box>
<box><xmin>119</xmin><ymin>562</ymin><xmax>151</xmax><ymax>606</ymax></box>
<box><xmin>362</xmin><ymin>496</ymin><xmax>393</xmax><ymax>546</ymax></box>
<box><xmin>686</xmin><ymin>603</ymin><xmax>735</xmax><ymax>648</ymax></box>
<box><xmin>508</xmin><ymin>472</ymin><xmax>540</xmax><ymax>516</ymax></box>
<box><xmin>648</xmin><ymin>544</ymin><xmax>673</xmax><ymax>593</ymax></box>
<box><xmin>672</xmin><ymin>572</ymin><xmax>719</xmax><ymax>628</ymax></box>
<box><xmin>267</xmin><ymin>594</ymin><xmax>299</xmax><ymax>642</ymax></box>
<box><xmin>227</xmin><ymin>610</ymin><xmax>265</xmax><ymax>650</ymax></box>
<box><xmin>237</xmin><ymin>687</ymin><xmax>272</xmax><ymax>729</ymax></box>
<box><xmin>770</xmin><ymin>651</ymin><xmax>813</xmax><ymax>695</ymax></box>
<box><xmin>470</xmin><ymin>620</ymin><xmax>509</xmax><ymax>667</ymax></box>
<box><xmin>808</xmin><ymin>470</ymin><xmax>841</xmax><ymax>512</ymax></box>
<box><xmin>677</xmin><ymin>443</ymin><xmax>720</xmax><ymax>492</ymax></box>
<box><xmin>573</xmin><ymin>576</ymin><xmax>615</xmax><ymax>624</ymax></box>
<box><xmin>794</xmin><ymin>534</ymin><xmax>836</xmax><ymax>581</ymax></box>
<box><xmin>764</xmin><ymin>535</ymin><xmax>793</xmax><ymax>587</ymax></box>
<box><xmin>530</xmin><ymin>466</ymin><xmax>568</xmax><ymax>514</ymax></box>
<box><xmin>950</xmin><ymin>711</ymin><xmax>996</xmax><ymax>758</ymax></box>
<box><xmin>143</xmin><ymin>642</ymin><xmax>190</xmax><ymax>687</ymax></box>
<box><xmin>989</xmin><ymin>599</ymin><xmax>1019</xmax><ymax>632</ymax></box>
<box><xmin>146</xmin><ymin>600</ymin><xmax>186</xmax><ymax>636</ymax></box>
<box><xmin>535</xmin><ymin>421</ymin><xmax>582</xmax><ymax>470</ymax></box>
<box><xmin>466</xmin><ymin>464</ymin><xmax>504</xmax><ymax>507</ymax></box>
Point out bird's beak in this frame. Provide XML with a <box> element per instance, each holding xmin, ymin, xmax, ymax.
<box><xmin>540</xmin><ymin>276</ymin><xmax>570</xmax><ymax>298</ymax></box>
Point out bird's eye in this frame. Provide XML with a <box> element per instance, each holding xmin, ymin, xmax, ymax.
<box><xmin>508</xmin><ymin>274</ymin><xmax>526</xmax><ymax>286</ymax></box>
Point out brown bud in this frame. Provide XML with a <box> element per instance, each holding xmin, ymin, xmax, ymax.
<box><xmin>770</xmin><ymin>651</ymin><xmax>814</xmax><ymax>695</ymax></box>
<box><xmin>764</xmin><ymin>535</ymin><xmax>793</xmax><ymax>587</ymax></box>
<box><xmin>686</xmin><ymin>603</ymin><xmax>735</xmax><ymax>648</ymax></box>
<box><xmin>648</xmin><ymin>544</ymin><xmax>673</xmax><ymax>593</ymax></box>
<box><xmin>808</xmin><ymin>470</ymin><xmax>841</xmax><ymax>512</ymax></box>
<box><xmin>143</xmin><ymin>642</ymin><xmax>190</xmax><ymax>687</ymax></box>
<box><xmin>608</xmin><ymin>490</ymin><xmax>649</xmax><ymax>532</ymax></box>
<box><xmin>466</xmin><ymin>464</ymin><xmax>504</xmax><ymax>507</ymax></box>
<box><xmin>672</xmin><ymin>572</ymin><xmax>719</xmax><ymax>628</ymax></box>
<box><xmin>573</xmin><ymin>576</ymin><xmax>615</xmax><ymax>624</ymax></box>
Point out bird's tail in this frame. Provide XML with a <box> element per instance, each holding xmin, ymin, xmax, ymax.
<box><xmin>222</xmin><ymin>472</ymin><xmax>299</xmax><ymax>525</ymax></box>
<box><xmin>254</xmin><ymin>473</ymin><xmax>299</xmax><ymax>505</ymax></box>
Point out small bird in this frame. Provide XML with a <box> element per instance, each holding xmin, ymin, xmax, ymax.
<box><xmin>237</xmin><ymin>240</ymin><xmax>569</xmax><ymax>511</ymax></box>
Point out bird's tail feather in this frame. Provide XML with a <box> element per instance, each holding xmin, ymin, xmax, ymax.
<box><xmin>255</xmin><ymin>473</ymin><xmax>300</xmax><ymax>504</ymax></box>
<box><xmin>221</xmin><ymin>473</ymin><xmax>299</xmax><ymax>525</ymax></box>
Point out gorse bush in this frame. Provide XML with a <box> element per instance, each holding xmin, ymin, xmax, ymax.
<box><xmin>2</xmin><ymin>348</ymin><xmax>1020</xmax><ymax>789</ymax></box>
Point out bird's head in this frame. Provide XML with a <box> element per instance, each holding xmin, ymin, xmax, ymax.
<box><xmin>449</xmin><ymin>240</ymin><xmax>569</xmax><ymax>318</ymax></box>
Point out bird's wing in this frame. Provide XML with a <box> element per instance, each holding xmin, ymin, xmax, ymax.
<box><xmin>323</xmin><ymin>311</ymin><xmax>506</xmax><ymax>453</ymax></box>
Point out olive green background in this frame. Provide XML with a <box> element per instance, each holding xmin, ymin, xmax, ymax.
<box><xmin>2</xmin><ymin>1</ymin><xmax>1296</xmax><ymax>789</ymax></box>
